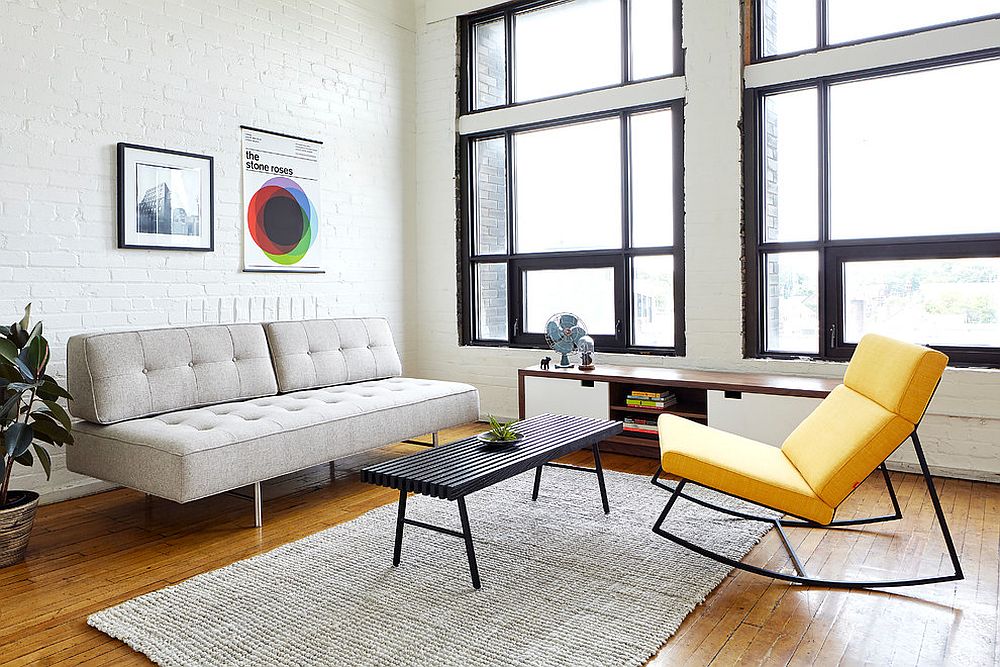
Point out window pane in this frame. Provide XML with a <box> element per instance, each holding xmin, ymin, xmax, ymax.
<box><xmin>843</xmin><ymin>258</ymin><xmax>1000</xmax><ymax>348</ymax></box>
<box><xmin>762</xmin><ymin>88</ymin><xmax>818</xmax><ymax>242</ymax></box>
<box><xmin>473</xmin><ymin>18</ymin><xmax>507</xmax><ymax>110</ymax></box>
<box><xmin>514</xmin><ymin>0</ymin><xmax>621</xmax><ymax>103</ymax></box>
<box><xmin>524</xmin><ymin>267</ymin><xmax>616</xmax><ymax>335</ymax></box>
<box><xmin>829</xmin><ymin>0</ymin><xmax>1000</xmax><ymax>45</ymax></box>
<box><xmin>760</xmin><ymin>0</ymin><xmax>817</xmax><ymax>57</ymax></box>
<box><xmin>830</xmin><ymin>60</ymin><xmax>1000</xmax><ymax>240</ymax></box>
<box><xmin>514</xmin><ymin>118</ymin><xmax>622</xmax><ymax>253</ymax></box>
<box><xmin>764</xmin><ymin>252</ymin><xmax>818</xmax><ymax>353</ymax></box>
<box><xmin>472</xmin><ymin>137</ymin><xmax>507</xmax><ymax>255</ymax></box>
<box><xmin>631</xmin><ymin>109</ymin><xmax>674</xmax><ymax>248</ymax></box>
<box><xmin>631</xmin><ymin>0</ymin><xmax>674</xmax><ymax>79</ymax></box>
<box><xmin>476</xmin><ymin>263</ymin><xmax>508</xmax><ymax>341</ymax></box>
<box><xmin>633</xmin><ymin>255</ymin><xmax>674</xmax><ymax>347</ymax></box>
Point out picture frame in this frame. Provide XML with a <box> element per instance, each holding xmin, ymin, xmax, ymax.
<box><xmin>117</xmin><ymin>143</ymin><xmax>214</xmax><ymax>251</ymax></box>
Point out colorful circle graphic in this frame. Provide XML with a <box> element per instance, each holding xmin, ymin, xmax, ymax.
<box><xmin>247</xmin><ymin>177</ymin><xmax>317</xmax><ymax>266</ymax></box>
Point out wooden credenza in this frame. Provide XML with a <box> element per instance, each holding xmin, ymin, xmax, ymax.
<box><xmin>518</xmin><ymin>365</ymin><xmax>841</xmax><ymax>458</ymax></box>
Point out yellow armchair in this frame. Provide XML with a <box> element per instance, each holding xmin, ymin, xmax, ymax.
<box><xmin>652</xmin><ymin>333</ymin><xmax>962</xmax><ymax>589</ymax></box>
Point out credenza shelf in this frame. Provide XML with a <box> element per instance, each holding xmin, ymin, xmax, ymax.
<box><xmin>518</xmin><ymin>364</ymin><xmax>839</xmax><ymax>459</ymax></box>
<box><xmin>609</xmin><ymin>404</ymin><xmax>708</xmax><ymax>420</ymax></box>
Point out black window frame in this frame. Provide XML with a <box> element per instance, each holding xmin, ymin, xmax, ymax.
<box><xmin>751</xmin><ymin>0</ymin><xmax>1000</xmax><ymax>63</ymax></box>
<box><xmin>459</xmin><ymin>102</ymin><xmax>686</xmax><ymax>355</ymax></box>
<box><xmin>460</xmin><ymin>0</ymin><xmax>684</xmax><ymax>115</ymax></box>
<box><xmin>743</xmin><ymin>50</ymin><xmax>1000</xmax><ymax>367</ymax></box>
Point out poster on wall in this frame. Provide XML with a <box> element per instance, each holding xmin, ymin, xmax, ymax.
<box><xmin>241</xmin><ymin>126</ymin><xmax>324</xmax><ymax>273</ymax></box>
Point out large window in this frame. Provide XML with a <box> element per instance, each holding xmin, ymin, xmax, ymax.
<box><xmin>464</xmin><ymin>0</ymin><xmax>682</xmax><ymax>112</ymax></box>
<box><xmin>745</xmin><ymin>53</ymin><xmax>1000</xmax><ymax>365</ymax></box>
<box><xmin>756</xmin><ymin>0</ymin><xmax>1000</xmax><ymax>59</ymax></box>
<box><xmin>459</xmin><ymin>0</ymin><xmax>684</xmax><ymax>353</ymax></box>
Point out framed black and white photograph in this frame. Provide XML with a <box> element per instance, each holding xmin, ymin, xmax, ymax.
<box><xmin>117</xmin><ymin>143</ymin><xmax>214</xmax><ymax>251</ymax></box>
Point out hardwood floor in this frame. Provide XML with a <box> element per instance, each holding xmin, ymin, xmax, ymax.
<box><xmin>1</xmin><ymin>422</ymin><xmax>997</xmax><ymax>666</ymax></box>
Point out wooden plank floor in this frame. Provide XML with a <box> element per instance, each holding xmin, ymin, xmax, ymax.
<box><xmin>0</xmin><ymin>422</ymin><xmax>997</xmax><ymax>666</ymax></box>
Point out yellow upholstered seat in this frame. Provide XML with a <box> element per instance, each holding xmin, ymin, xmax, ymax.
<box><xmin>654</xmin><ymin>334</ymin><xmax>961</xmax><ymax>588</ymax></box>
<box><xmin>659</xmin><ymin>334</ymin><xmax>948</xmax><ymax>526</ymax></box>
<box><xmin>659</xmin><ymin>415</ymin><xmax>835</xmax><ymax>524</ymax></box>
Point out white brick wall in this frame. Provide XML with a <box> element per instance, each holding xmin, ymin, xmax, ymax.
<box><xmin>411</xmin><ymin>0</ymin><xmax>1000</xmax><ymax>482</ymax></box>
<box><xmin>0</xmin><ymin>0</ymin><xmax>416</xmax><ymax>501</ymax></box>
<box><xmin>4</xmin><ymin>0</ymin><xmax>999</xmax><ymax>506</ymax></box>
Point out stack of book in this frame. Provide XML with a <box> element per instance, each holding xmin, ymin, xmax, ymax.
<box><xmin>623</xmin><ymin>416</ymin><xmax>658</xmax><ymax>435</ymax></box>
<box><xmin>625</xmin><ymin>389</ymin><xmax>677</xmax><ymax>409</ymax></box>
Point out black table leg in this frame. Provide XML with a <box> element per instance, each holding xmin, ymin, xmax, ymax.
<box><xmin>392</xmin><ymin>489</ymin><xmax>407</xmax><ymax>566</ymax></box>
<box><xmin>457</xmin><ymin>496</ymin><xmax>481</xmax><ymax>589</ymax></box>
<box><xmin>531</xmin><ymin>466</ymin><xmax>543</xmax><ymax>501</ymax></box>
<box><xmin>592</xmin><ymin>443</ymin><xmax>610</xmax><ymax>514</ymax></box>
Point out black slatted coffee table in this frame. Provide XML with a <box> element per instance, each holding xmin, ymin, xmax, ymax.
<box><xmin>361</xmin><ymin>413</ymin><xmax>623</xmax><ymax>589</ymax></box>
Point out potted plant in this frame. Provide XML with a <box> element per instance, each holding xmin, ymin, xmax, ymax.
<box><xmin>0</xmin><ymin>305</ymin><xmax>73</xmax><ymax>568</ymax></box>
<box><xmin>476</xmin><ymin>415</ymin><xmax>524</xmax><ymax>447</ymax></box>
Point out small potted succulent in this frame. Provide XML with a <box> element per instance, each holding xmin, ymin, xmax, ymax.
<box><xmin>0</xmin><ymin>305</ymin><xmax>74</xmax><ymax>568</ymax></box>
<box><xmin>476</xmin><ymin>415</ymin><xmax>524</xmax><ymax>448</ymax></box>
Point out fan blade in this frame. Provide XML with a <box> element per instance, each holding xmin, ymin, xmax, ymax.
<box><xmin>546</xmin><ymin>320</ymin><xmax>562</xmax><ymax>342</ymax></box>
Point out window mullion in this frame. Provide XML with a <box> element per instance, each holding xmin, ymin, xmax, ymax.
<box><xmin>621</xmin><ymin>0</ymin><xmax>631</xmax><ymax>84</ymax></box>
<box><xmin>620</xmin><ymin>111</ymin><xmax>632</xmax><ymax>346</ymax></box>
<box><xmin>505</xmin><ymin>10</ymin><xmax>515</xmax><ymax>105</ymax></box>
<box><xmin>616</xmin><ymin>253</ymin><xmax>628</xmax><ymax>347</ymax></box>
<box><xmin>817</xmin><ymin>0</ymin><xmax>829</xmax><ymax>50</ymax></box>
<box><xmin>505</xmin><ymin>130</ymin><xmax>517</xmax><ymax>340</ymax></box>
<box><xmin>818</xmin><ymin>80</ymin><xmax>833</xmax><ymax>356</ymax></box>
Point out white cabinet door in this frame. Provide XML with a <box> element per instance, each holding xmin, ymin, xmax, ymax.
<box><xmin>707</xmin><ymin>390</ymin><xmax>822</xmax><ymax>447</ymax></box>
<box><xmin>523</xmin><ymin>376</ymin><xmax>610</xmax><ymax>420</ymax></box>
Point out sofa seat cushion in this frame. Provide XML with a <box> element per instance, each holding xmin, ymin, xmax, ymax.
<box><xmin>68</xmin><ymin>378</ymin><xmax>480</xmax><ymax>503</ymax></box>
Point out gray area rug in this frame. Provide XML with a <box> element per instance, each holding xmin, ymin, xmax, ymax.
<box><xmin>90</xmin><ymin>467</ymin><xmax>772</xmax><ymax>667</ymax></box>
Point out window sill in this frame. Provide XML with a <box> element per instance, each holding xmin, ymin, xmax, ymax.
<box><xmin>462</xmin><ymin>340</ymin><xmax>681</xmax><ymax>357</ymax></box>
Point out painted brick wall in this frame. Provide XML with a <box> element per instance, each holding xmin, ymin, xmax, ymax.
<box><xmin>0</xmin><ymin>0</ymin><xmax>417</xmax><ymax>501</ymax></box>
<box><xmin>412</xmin><ymin>1</ymin><xmax>1000</xmax><ymax>481</ymax></box>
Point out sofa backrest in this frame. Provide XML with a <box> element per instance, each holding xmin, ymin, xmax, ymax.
<box><xmin>265</xmin><ymin>318</ymin><xmax>402</xmax><ymax>393</ymax></box>
<box><xmin>67</xmin><ymin>323</ymin><xmax>278</xmax><ymax>425</ymax></box>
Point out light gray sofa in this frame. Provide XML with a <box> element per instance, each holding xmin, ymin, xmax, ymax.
<box><xmin>65</xmin><ymin>318</ymin><xmax>479</xmax><ymax>525</ymax></box>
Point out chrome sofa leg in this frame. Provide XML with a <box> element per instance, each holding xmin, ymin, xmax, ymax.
<box><xmin>253</xmin><ymin>482</ymin><xmax>262</xmax><ymax>527</ymax></box>
<box><xmin>432</xmin><ymin>431</ymin><xmax>439</xmax><ymax>447</ymax></box>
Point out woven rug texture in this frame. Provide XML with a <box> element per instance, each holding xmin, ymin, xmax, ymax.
<box><xmin>90</xmin><ymin>467</ymin><xmax>772</xmax><ymax>667</ymax></box>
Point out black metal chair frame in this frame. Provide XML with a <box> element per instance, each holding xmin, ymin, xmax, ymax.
<box><xmin>651</xmin><ymin>429</ymin><xmax>964</xmax><ymax>589</ymax></box>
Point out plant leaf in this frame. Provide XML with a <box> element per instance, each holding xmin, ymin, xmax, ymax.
<box><xmin>32</xmin><ymin>443</ymin><xmax>52</xmax><ymax>480</ymax></box>
<box><xmin>40</xmin><ymin>400</ymin><xmax>72</xmax><ymax>432</ymax></box>
<box><xmin>18</xmin><ymin>304</ymin><xmax>31</xmax><ymax>331</ymax></box>
<box><xmin>4</xmin><ymin>422</ymin><xmax>34</xmax><ymax>458</ymax></box>
<box><xmin>36</xmin><ymin>380</ymin><xmax>71</xmax><ymax>402</ymax></box>
<box><xmin>0</xmin><ymin>363</ymin><xmax>21</xmax><ymax>383</ymax></box>
<box><xmin>9</xmin><ymin>356</ymin><xmax>34</xmax><ymax>381</ymax></box>
<box><xmin>30</xmin><ymin>414</ymin><xmax>73</xmax><ymax>446</ymax></box>
<box><xmin>18</xmin><ymin>335</ymin><xmax>49</xmax><ymax>379</ymax></box>
<box><xmin>14</xmin><ymin>449</ymin><xmax>32</xmax><ymax>467</ymax></box>
<box><xmin>1</xmin><ymin>393</ymin><xmax>21</xmax><ymax>424</ymax></box>
<box><xmin>9</xmin><ymin>322</ymin><xmax>28</xmax><ymax>348</ymax></box>
<box><xmin>0</xmin><ymin>338</ymin><xmax>17</xmax><ymax>364</ymax></box>
<box><xmin>30</xmin><ymin>429</ymin><xmax>58</xmax><ymax>447</ymax></box>
<box><xmin>24</xmin><ymin>321</ymin><xmax>42</xmax><ymax>350</ymax></box>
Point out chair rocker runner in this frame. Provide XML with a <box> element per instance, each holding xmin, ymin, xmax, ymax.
<box><xmin>651</xmin><ymin>333</ymin><xmax>963</xmax><ymax>589</ymax></box>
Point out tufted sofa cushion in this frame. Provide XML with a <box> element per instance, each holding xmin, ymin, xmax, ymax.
<box><xmin>265</xmin><ymin>318</ymin><xmax>402</xmax><ymax>393</ymax></box>
<box><xmin>67</xmin><ymin>324</ymin><xmax>278</xmax><ymax>425</ymax></box>
<box><xmin>67</xmin><ymin>378</ymin><xmax>481</xmax><ymax>503</ymax></box>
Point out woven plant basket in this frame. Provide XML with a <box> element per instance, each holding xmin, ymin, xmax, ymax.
<box><xmin>0</xmin><ymin>491</ymin><xmax>39</xmax><ymax>568</ymax></box>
